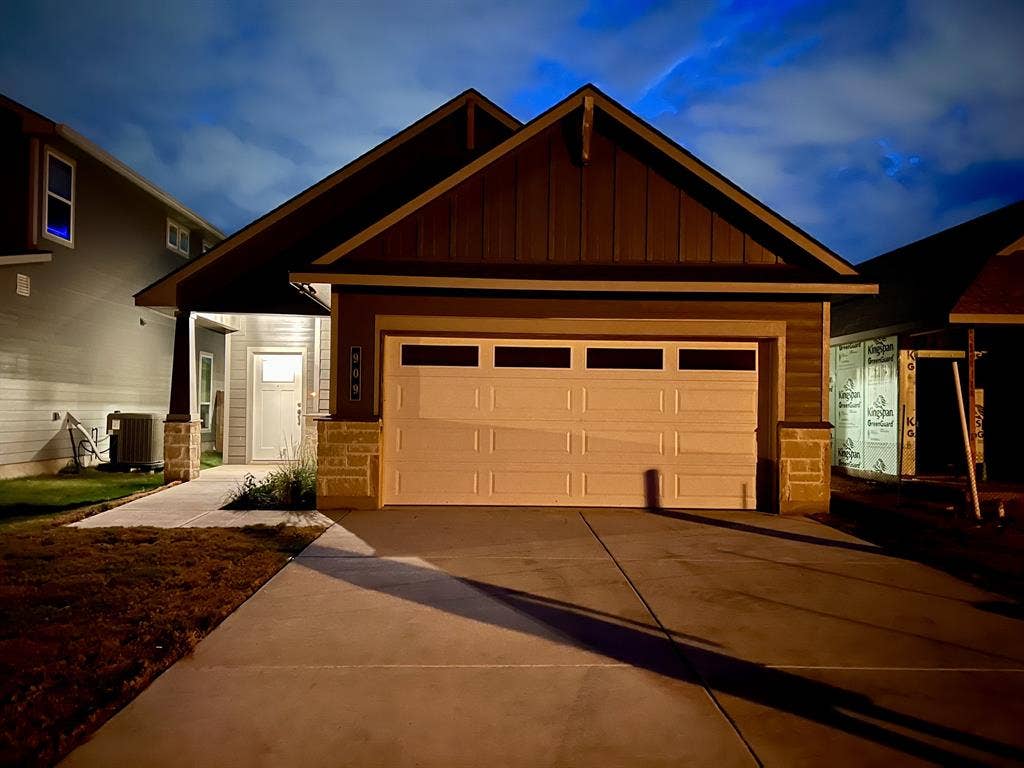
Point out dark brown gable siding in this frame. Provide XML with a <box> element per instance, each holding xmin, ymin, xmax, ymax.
<box><xmin>483</xmin><ymin>156</ymin><xmax>516</xmax><ymax>262</ymax></box>
<box><xmin>346</xmin><ymin>118</ymin><xmax>781</xmax><ymax>267</ymax></box>
<box><xmin>335</xmin><ymin>292</ymin><xmax>822</xmax><ymax>422</ymax></box>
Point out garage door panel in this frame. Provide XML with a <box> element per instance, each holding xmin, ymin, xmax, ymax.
<box><xmin>583</xmin><ymin>429</ymin><xmax>665</xmax><ymax>456</ymax></box>
<box><xmin>583</xmin><ymin>386</ymin><xmax>665</xmax><ymax>415</ymax></box>
<box><xmin>392</xmin><ymin>379</ymin><xmax>481</xmax><ymax>418</ymax></box>
<box><xmin>490</xmin><ymin>470</ymin><xmax>571</xmax><ymax>497</ymax></box>
<box><xmin>581</xmin><ymin>471</ymin><xmax>654</xmax><ymax>499</ymax></box>
<box><xmin>490</xmin><ymin>384</ymin><xmax>572</xmax><ymax>416</ymax></box>
<box><xmin>676</xmin><ymin>430</ymin><xmax>756</xmax><ymax>458</ymax></box>
<box><xmin>490</xmin><ymin>425</ymin><xmax>572</xmax><ymax>456</ymax></box>
<box><xmin>676</xmin><ymin>386</ymin><xmax>757</xmax><ymax>414</ymax></box>
<box><xmin>394</xmin><ymin>424</ymin><xmax>480</xmax><ymax>456</ymax></box>
<box><xmin>395</xmin><ymin>468</ymin><xmax>480</xmax><ymax>498</ymax></box>
<box><xmin>673</xmin><ymin>473</ymin><xmax>755</xmax><ymax>509</ymax></box>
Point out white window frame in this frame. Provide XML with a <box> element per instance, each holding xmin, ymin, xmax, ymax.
<box><xmin>42</xmin><ymin>147</ymin><xmax>75</xmax><ymax>248</ymax></box>
<box><xmin>199</xmin><ymin>351</ymin><xmax>214</xmax><ymax>431</ymax></box>
<box><xmin>167</xmin><ymin>218</ymin><xmax>191</xmax><ymax>257</ymax></box>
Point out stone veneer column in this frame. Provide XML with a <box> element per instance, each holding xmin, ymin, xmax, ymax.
<box><xmin>316</xmin><ymin>419</ymin><xmax>382</xmax><ymax>510</ymax></box>
<box><xmin>777</xmin><ymin>421</ymin><xmax>832</xmax><ymax>515</ymax></box>
<box><xmin>164</xmin><ymin>420</ymin><xmax>201</xmax><ymax>482</ymax></box>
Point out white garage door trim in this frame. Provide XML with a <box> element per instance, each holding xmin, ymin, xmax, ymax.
<box><xmin>382</xmin><ymin>336</ymin><xmax>758</xmax><ymax>509</ymax></box>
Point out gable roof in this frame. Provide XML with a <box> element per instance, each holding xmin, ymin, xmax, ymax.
<box><xmin>832</xmin><ymin>199</ymin><xmax>1024</xmax><ymax>336</ymax></box>
<box><xmin>950</xmin><ymin>246</ymin><xmax>1024</xmax><ymax>323</ymax></box>
<box><xmin>1</xmin><ymin>93</ymin><xmax>223</xmax><ymax>240</ymax></box>
<box><xmin>311</xmin><ymin>84</ymin><xmax>858</xmax><ymax>278</ymax></box>
<box><xmin>135</xmin><ymin>89</ymin><xmax>520</xmax><ymax>309</ymax></box>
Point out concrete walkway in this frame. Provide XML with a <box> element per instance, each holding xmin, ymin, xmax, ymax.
<box><xmin>63</xmin><ymin>507</ymin><xmax>1024</xmax><ymax>767</ymax></box>
<box><xmin>71</xmin><ymin>464</ymin><xmax>331</xmax><ymax>528</ymax></box>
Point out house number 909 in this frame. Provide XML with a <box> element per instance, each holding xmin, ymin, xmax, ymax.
<box><xmin>349</xmin><ymin>346</ymin><xmax>362</xmax><ymax>401</ymax></box>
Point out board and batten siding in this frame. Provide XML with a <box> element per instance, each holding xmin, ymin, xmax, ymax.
<box><xmin>335</xmin><ymin>292</ymin><xmax>824</xmax><ymax>423</ymax></box>
<box><xmin>345</xmin><ymin>118</ymin><xmax>781</xmax><ymax>267</ymax></box>
<box><xmin>223</xmin><ymin>314</ymin><xmax>325</xmax><ymax>464</ymax></box>
<box><xmin>0</xmin><ymin>137</ymin><xmax>206</xmax><ymax>476</ymax></box>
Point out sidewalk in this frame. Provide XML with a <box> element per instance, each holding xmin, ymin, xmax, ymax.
<box><xmin>70</xmin><ymin>464</ymin><xmax>332</xmax><ymax>529</ymax></box>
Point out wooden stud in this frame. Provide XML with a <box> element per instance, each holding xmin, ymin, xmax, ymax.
<box><xmin>821</xmin><ymin>302</ymin><xmax>830</xmax><ymax>421</ymax></box>
<box><xmin>967</xmin><ymin>326</ymin><xmax>977</xmax><ymax>465</ymax></box>
<box><xmin>581</xmin><ymin>95</ymin><xmax>594</xmax><ymax>165</ymax></box>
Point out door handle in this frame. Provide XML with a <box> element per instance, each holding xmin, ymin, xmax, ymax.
<box><xmin>297</xmin><ymin>403</ymin><xmax>302</xmax><ymax>426</ymax></box>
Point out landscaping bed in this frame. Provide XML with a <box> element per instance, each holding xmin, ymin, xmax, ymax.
<box><xmin>818</xmin><ymin>477</ymin><xmax>1024</xmax><ymax>602</ymax></box>
<box><xmin>0</xmin><ymin>522</ymin><xmax>320</xmax><ymax>767</ymax></box>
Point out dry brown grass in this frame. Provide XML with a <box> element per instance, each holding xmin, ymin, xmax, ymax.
<box><xmin>0</xmin><ymin>524</ymin><xmax>321</xmax><ymax>767</ymax></box>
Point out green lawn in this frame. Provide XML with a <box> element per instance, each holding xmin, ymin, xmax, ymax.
<box><xmin>0</xmin><ymin>469</ymin><xmax>164</xmax><ymax>527</ymax></box>
<box><xmin>200</xmin><ymin>450</ymin><xmax>223</xmax><ymax>470</ymax></box>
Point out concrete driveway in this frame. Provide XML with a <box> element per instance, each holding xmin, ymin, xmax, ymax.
<box><xmin>64</xmin><ymin>507</ymin><xmax>1024</xmax><ymax>767</ymax></box>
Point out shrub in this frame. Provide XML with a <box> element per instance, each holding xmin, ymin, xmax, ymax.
<box><xmin>225</xmin><ymin>448</ymin><xmax>317</xmax><ymax>509</ymax></box>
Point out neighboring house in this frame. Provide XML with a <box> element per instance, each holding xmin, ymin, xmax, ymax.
<box><xmin>831</xmin><ymin>200</ymin><xmax>1024</xmax><ymax>484</ymax></box>
<box><xmin>0</xmin><ymin>94</ymin><xmax>224</xmax><ymax>478</ymax></box>
<box><xmin>137</xmin><ymin>85</ymin><xmax>874</xmax><ymax>514</ymax></box>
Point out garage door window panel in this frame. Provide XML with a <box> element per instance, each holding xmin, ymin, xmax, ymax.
<box><xmin>494</xmin><ymin>346</ymin><xmax>571</xmax><ymax>369</ymax></box>
<box><xmin>401</xmin><ymin>344</ymin><xmax>479</xmax><ymax>367</ymax></box>
<box><xmin>586</xmin><ymin>347</ymin><xmax>663</xmax><ymax>370</ymax></box>
<box><xmin>679</xmin><ymin>348</ymin><xmax>756</xmax><ymax>371</ymax></box>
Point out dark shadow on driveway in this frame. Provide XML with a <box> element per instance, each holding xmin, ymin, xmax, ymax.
<box><xmin>646</xmin><ymin>507</ymin><xmax>889</xmax><ymax>557</ymax></box>
<box><xmin>299</xmin><ymin>541</ymin><xmax>1024</xmax><ymax>766</ymax></box>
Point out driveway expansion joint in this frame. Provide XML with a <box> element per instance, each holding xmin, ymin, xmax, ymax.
<box><xmin>577</xmin><ymin>510</ymin><xmax>764</xmax><ymax>768</ymax></box>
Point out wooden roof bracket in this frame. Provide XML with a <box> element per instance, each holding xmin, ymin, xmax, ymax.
<box><xmin>466</xmin><ymin>97</ymin><xmax>476</xmax><ymax>151</ymax></box>
<box><xmin>581</xmin><ymin>95</ymin><xmax>594</xmax><ymax>165</ymax></box>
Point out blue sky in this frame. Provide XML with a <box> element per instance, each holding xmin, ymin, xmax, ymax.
<box><xmin>1</xmin><ymin>0</ymin><xmax>1022</xmax><ymax>262</ymax></box>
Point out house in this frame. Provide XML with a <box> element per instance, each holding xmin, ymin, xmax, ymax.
<box><xmin>137</xmin><ymin>85</ymin><xmax>875</xmax><ymax>514</ymax></box>
<box><xmin>0</xmin><ymin>94</ymin><xmax>224</xmax><ymax>479</ymax></box>
<box><xmin>831</xmin><ymin>200</ymin><xmax>1024</xmax><ymax>484</ymax></box>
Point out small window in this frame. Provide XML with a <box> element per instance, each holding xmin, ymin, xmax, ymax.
<box><xmin>167</xmin><ymin>219</ymin><xmax>191</xmax><ymax>256</ymax></box>
<box><xmin>43</xmin><ymin>149</ymin><xmax>75</xmax><ymax>246</ymax></box>
<box><xmin>199</xmin><ymin>352</ymin><xmax>214</xmax><ymax>430</ymax></box>
<box><xmin>401</xmin><ymin>344</ymin><xmax>479</xmax><ymax>367</ymax></box>
<box><xmin>586</xmin><ymin>347</ymin><xmax>663</xmax><ymax>370</ymax></box>
<box><xmin>261</xmin><ymin>355</ymin><xmax>299</xmax><ymax>382</ymax></box>
<box><xmin>679</xmin><ymin>349</ymin><xmax>756</xmax><ymax>371</ymax></box>
<box><xmin>495</xmin><ymin>346</ymin><xmax>571</xmax><ymax>369</ymax></box>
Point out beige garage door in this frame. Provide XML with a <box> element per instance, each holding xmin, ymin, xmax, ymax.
<box><xmin>382</xmin><ymin>337</ymin><xmax>758</xmax><ymax>509</ymax></box>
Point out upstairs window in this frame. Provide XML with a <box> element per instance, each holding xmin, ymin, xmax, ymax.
<box><xmin>43</xmin><ymin>149</ymin><xmax>75</xmax><ymax>246</ymax></box>
<box><xmin>167</xmin><ymin>219</ymin><xmax>191</xmax><ymax>256</ymax></box>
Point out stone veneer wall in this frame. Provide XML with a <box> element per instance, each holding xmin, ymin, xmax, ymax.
<box><xmin>316</xmin><ymin>419</ymin><xmax>381</xmax><ymax>510</ymax></box>
<box><xmin>778</xmin><ymin>422</ymin><xmax>831</xmax><ymax>514</ymax></box>
<box><xmin>164</xmin><ymin>420</ymin><xmax>201</xmax><ymax>482</ymax></box>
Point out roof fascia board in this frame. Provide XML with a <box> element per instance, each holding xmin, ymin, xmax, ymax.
<box><xmin>313</xmin><ymin>95</ymin><xmax>584</xmax><ymax>265</ymax></box>
<box><xmin>290</xmin><ymin>271</ymin><xmax>878</xmax><ymax>295</ymax></box>
<box><xmin>55</xmin><ymin>126</ymin><xmax>224</xmax><ymax>238</ymax></box>
<box><xmin>949</xmin><ymin>312</ymin><xmax>1024</xmax><ymax>325</ymax></box>
<box><xmin>997</xmin><ymin>236</ymin><xmax>1024</xmax><ymax>255</ymax></box>
<box><xmin>135</xmin><ymin>90</ymin><xmax>520</xmax><ymax>307</ymax></box>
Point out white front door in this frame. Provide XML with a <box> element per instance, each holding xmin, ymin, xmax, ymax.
<box><xmin>382</xmin><ymin>337</ymin><xmax>758</xmax><ymax>509</ymax></box>
<box><xmin>251</xmin><ymin>352</ymin><xmax>303</xmax><ymax>461</ymax></box>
